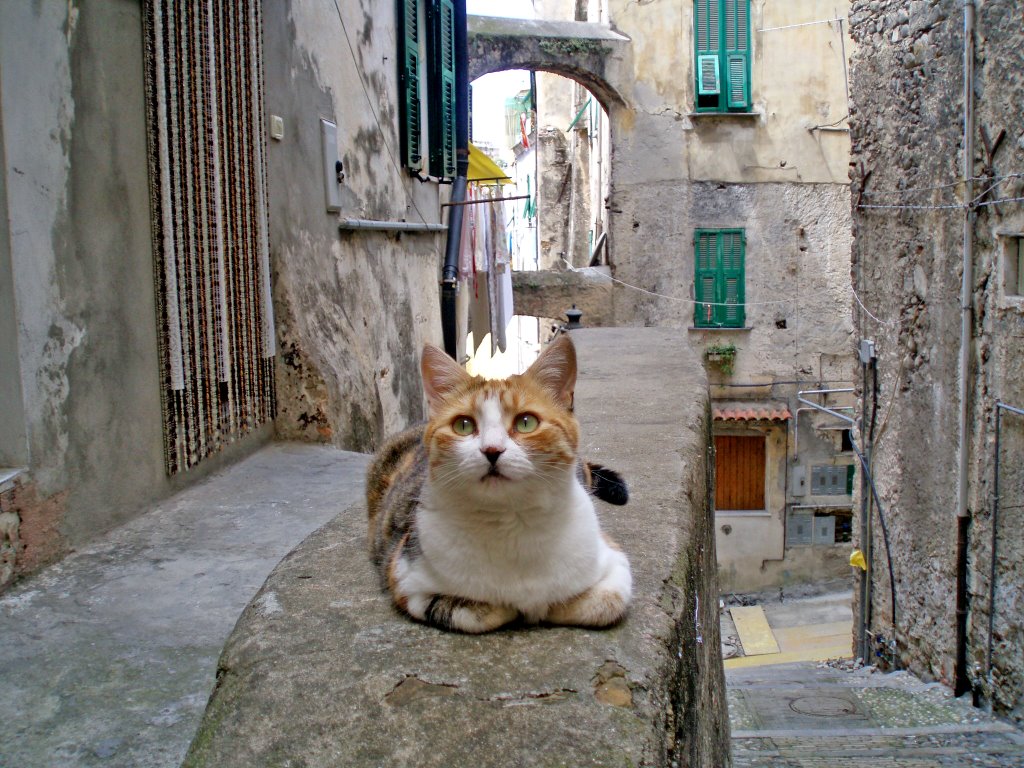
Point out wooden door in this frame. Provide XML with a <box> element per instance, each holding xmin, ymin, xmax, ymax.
<box><xmin>714</xmin><ymin>434</ymin><xmax>765</xmax><ymax>511</ymax></box>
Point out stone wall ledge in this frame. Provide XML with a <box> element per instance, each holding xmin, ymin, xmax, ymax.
<box><xmin>182</xmin><ymin>327</ymin><xmax>729</xmax><ymax>768</ymax></box>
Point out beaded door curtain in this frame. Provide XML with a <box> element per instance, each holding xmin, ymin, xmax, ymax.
<box><xmin>142</xmin><ymin>0</ymin><xmax>276</xmax><ymax>474</ymax></box>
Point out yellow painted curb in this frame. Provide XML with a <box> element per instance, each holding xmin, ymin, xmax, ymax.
<box><xmin>730</xmin><ymin>605</ymin><xmax>780</xmax><ymax>656</ymax></box>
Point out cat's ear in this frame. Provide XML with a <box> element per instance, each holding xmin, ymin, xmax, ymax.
<box><xmin>421</xmin><ymin>344</ymin><xmax>470</xmax><ymax>411</ymax></box>
<box><xmin>526</xmin><ymin>334</ymin><xmax>577</xmax><ymax>408</ymax></box>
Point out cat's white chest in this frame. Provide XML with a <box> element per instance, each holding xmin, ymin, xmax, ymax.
<box><xmin>417</xmin><ymin>482</ymin><xmax>606</xmax><ymax>614</ymax></box>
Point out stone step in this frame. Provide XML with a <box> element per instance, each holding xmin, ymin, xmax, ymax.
<box><xmin>734</xmin><ymin>731</ymin><xmax>1024</xmax><ymax>768</ymax></box>
<box><xmin>728</xmin><ymin>660</ymin><xmax>1024</xmax><ymax>767</ymax></box>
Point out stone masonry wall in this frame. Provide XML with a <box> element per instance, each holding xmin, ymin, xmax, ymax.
<box><xmin>849</xmin><ymin>0</ymin><xmax>1024</xmax><ymax>720</ymax></box>
<box><xmin>182</xmin><ymin>328</ymin><xmax>730</xmax><ymax>768</ymax></box>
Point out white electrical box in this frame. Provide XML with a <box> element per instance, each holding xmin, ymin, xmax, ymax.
<box><xmin>320</xmin><ymin>118</ymin><xmax>341</xmax><ymax>212</ymax></box>
<box><xmin>269</xmin><ymin>114</ymin><xmax>284</xmax><ymax>141</ymax></box>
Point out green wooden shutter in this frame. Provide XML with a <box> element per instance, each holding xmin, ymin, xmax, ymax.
<box><xmin>694</xmin><ymin>229</ymin><xmax>745</xmax><ymax>327</ymax></box>
<box><xmin>397</xmin><ymin>0</ymin><xmax>422</xmax><ymax>170</ymax></box>
<box><xmin>694</xmin><ymin>231</ymin><xmax>717</xmax><ymax>327</ymax></box>
<box><xmin>694</xmin><ymin>0</ymin><xmax>721</xmax><ymax>98</ymax></box>
<box><xmin>723</xmin><ymin>0</ymin><xmax>750</xmax><ymax>109</ymax></box>
<box><xmin>698</xmin><ymin>55</ymin><xmax>721</xmax><ymax>96</ymax></box>
<box><xmin>719</xmin><ymin>230</ymin><xmax>745</xmax><ymax>326</ymax></box>
<box><xmin>428</xmin><ymin>0</ymin><xmax>456</xmax><ymax>179</ymax></box>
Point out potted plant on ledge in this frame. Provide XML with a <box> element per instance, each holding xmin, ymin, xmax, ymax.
<box><xmin>705</xmin><ymin>342</ymin><xmax>737</xmax><ymax>375</ymax></box>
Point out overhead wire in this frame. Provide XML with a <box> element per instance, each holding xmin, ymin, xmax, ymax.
<box><xmin>560</xmin><ymin>258</ymin><xmax>794</xmax><ymax>308</ymax></box>
<box><xmin>857</xmin><ymin>171</ymin><xmax>1024</xmax><ymax>211</ymax></box>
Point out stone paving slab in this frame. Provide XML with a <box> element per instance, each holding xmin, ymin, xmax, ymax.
<box><xmin>0</xmin><ymin>444</ymin><xmax>370</xmax><ymax>768</ymax></box>
<box><xmin>730</xmin><ymin>606</ymin><xmax>780</xmax><ymax>656</ymax></box>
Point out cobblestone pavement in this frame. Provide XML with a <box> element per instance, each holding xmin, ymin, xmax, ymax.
<box><xmin>728</xmin><ymin>662</ymin><xmax>1024</xmax><ymax>767</ymax></box>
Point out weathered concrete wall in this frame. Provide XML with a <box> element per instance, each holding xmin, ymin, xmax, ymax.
<box><xmin>0</xmin><ymin>0</ymin><xmax>448</xmax><ymax>587</ymax></box>
<box><xmin>182</xmin><ymin>328</ymin><xmax>730</xmax><ymax>768</ymax></box>
<box><xmin>602</xmin><ymin>0</ymin><xmax>852</xmax><ymax>190</ymax></box>
<box><xmin>470</xmin><ymin>3</ymin><xmax>856</xmax><ymax>592</ymax></box>
<box><xmin>264</xmin><ymin>0</ymin><xmax>443</xmax><ymax>452</ymax></box>
<box><xmin>612</xmin><ymin>182</ymin><xmax>852</xmax><ymax>365</ymax></box>
<box><xmin>848</xmin><ymin>0</ymin><xmax>1024</xmax><ymax>721</ymax></box>
<box><xmin>600</xmin><ymin>0</ymin><xmax>856</xmax><ymax>594</ymax></box>
<box><xmin>0</xmin><ymin>85</ymin><xmax>26</xmax><ymax>470</ymax></box>
<box><xmin>536</xmin><ymin>65</ymin><xmax>597</xmax><ymax>269</ymax></box>
<box><xmin>0</xmin><ymin>0</ymin><xmax>203</xmax><ymax>580</ymax></box>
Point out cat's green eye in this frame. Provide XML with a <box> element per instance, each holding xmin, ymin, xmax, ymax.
<box><xmin>514</xmin><ymin>413</ymin><xmax>540</xmax><ymax>434</ymax></box>
<box><xmin>452</xmin><ymin>416</ymin><xmax>476</xmax><ymax>436</ymax></box>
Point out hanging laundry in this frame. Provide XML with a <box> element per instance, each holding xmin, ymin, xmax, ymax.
<box><xmin>458</xmin><ymin>186</ymin><xmax>475</xmax><ymax>282</ymax></box>
<box><xmin>488</xmin><ymin>197</ymin><xmax>514</xmax><ymax>354</ymax></box>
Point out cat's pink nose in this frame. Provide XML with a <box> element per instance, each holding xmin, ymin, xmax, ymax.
<box><xmin>482</xmin><ymin>447</ymin><xmax>504</xmax><ymax>467</ymax></box>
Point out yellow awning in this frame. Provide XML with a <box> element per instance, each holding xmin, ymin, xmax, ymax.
<box><xmin>468</xmin><ymin>143</ymin><xmax>513</xmax><ymax>185</ymax></box>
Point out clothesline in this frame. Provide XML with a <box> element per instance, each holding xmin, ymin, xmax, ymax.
<box><xmin>560</xmin><ymin>259</ymin><xmax>794</xmax><ymax>308</ymax></box>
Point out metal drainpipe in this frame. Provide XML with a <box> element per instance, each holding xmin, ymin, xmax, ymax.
<box><xmin>954</xmin><ymin>0</ymin><xmax>977</xmax><ymax>699</ymax></box>
<box><xmin>441</xmin><ymin>0</ymin><xmax>470</xmax><ymax>359</ymax></box>
<box><xmin>988</xmin><ymin>402</ymin><xmax>1024</xmax><ymax>708</ymax></box>
<box><xmin>857</xmin><ymin>360</ymin><xmax>872</xmax><ymax>662</ymax></box>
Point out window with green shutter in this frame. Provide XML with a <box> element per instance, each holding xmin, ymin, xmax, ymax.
<box><xmin>427</xmin><ymin>0</ymin><xmax>456</xmax><ymax>178</ymax></box>
<box><xmin>397</xmin><ymin>0</ymin><xmax>422</xmax><ymax>171</ymax></box>
<box><xmin>397</xmin><ymin>0</ymin><xmax>457</xmax><ymax>180</ymax></box>
<box><xmin>694</xmin><ymin>0</ymin><xmax>751</xmax><ymax>112</ymax></box>
<box><xmin>694</xmin><ymin>229</ymin><xmax>746</xmax><ymax>328</ymax></box>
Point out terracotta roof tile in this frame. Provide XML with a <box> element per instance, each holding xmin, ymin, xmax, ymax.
<box><xmin>712</xmin><ymin>406</ymin><xmax>792</xmax><ymax>422</ymax></box>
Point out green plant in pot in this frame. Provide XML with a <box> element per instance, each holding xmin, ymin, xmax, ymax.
<box><xmin>704</xmin><ymin>342</ymin><xmax>737</xmax><ymax>375</ymax></box>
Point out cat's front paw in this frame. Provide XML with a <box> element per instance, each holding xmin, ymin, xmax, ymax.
<box><xmin>406</xmin><ymin>594</ymin><xmax>518</xmax><ymax>634</ymax></box>
<box><xmin>544</xmin><ymin>551</ymin><xmax>632</xmax><ymax>628</ymax></box>
<box><xmin>545</xmin><ymin>585</ymin><xmax>630</xmax><ymax>628</ymax></box>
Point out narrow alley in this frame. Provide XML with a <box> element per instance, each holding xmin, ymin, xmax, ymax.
<box><xmin>2</xmin><ymin>0</ymin><xmax>1023</xmax><ymax>765</ymax></box>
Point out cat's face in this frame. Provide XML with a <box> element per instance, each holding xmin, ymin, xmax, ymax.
<box><xmin>420</xmin><ymin>337</ymin><xmax>580</xmax><ymax>501</ymax></box>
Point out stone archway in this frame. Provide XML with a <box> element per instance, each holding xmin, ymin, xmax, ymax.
<box><xmin>467</xmin><ymin>15</ymin><xmax>634</xmax><ymax>324</ymax></box>
<box><xmin>467</xmin><ymin>16</ymin><xmax>633</xmax><ymax>117</ymax></box>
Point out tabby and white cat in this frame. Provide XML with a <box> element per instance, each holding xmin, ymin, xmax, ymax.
<box><xmin>366</xmin><ymin>334</ymin><xmax>632</xmax><ymax>633</ymax></box>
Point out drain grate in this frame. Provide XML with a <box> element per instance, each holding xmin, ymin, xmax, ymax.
<box><xmin>789</xmin><ymin>695</ymin><xmax>858</xmax><ymax>717</ymax></box>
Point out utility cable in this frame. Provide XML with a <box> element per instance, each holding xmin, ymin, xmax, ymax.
<box><xmin>852</xmin><ymin>286</ymin><xmax>895</xmax><ymax>326</ymax></box>
<box><xmin>850</xmin><ymin>432</ymin><xmax>899</xmax><ymax>665</ymax></box>
<box><xmin>971</xmin><ymin>172</ymin><xmax>1024</xmax><ymax>204</ymax></box>
<box><xmin>561</xmin><ymin>258</ymin><xmax>795</xmax><ymax>308</ymax></box>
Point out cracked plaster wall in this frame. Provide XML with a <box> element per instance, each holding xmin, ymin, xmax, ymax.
<box><xmin>264</xmin><ymin>0</ymin><xmax>443</xmax><ymax>452</ymax></box>
<box><xmin>848</xmin><ymin>0</ymin><xmax>1024</xmax><ymax>721</ymax></box>
<box><xmin>0</xmin><ymin>0</ymin><xmax>186</xmax><ymax>581</ymax></box>
<box><xmin>596</xmin><ymin>0</ymin><xmax>857</xmax><ymax>593</ymax></box>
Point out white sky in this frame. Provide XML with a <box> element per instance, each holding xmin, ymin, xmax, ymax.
<box><xmin>466</xmin><ymin>0</ymin><xmax>536</xmax><ymax>19</ymax></box>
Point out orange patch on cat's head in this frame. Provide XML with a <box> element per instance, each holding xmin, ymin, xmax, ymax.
<box><xmin>420</xmin><ymin>336</ymin><xmax>581</xmax><ymax>465</ymax></box>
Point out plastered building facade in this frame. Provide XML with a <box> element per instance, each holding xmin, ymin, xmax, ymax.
<box><xmin>487</xmin><ymin>0</ymin><xmax>858</xmax><ymax>590</ymax></box>
<box><xmin>0</xmin><ymin>0</ymin><xmax>445</xmax><ymax>586</ymax></box>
